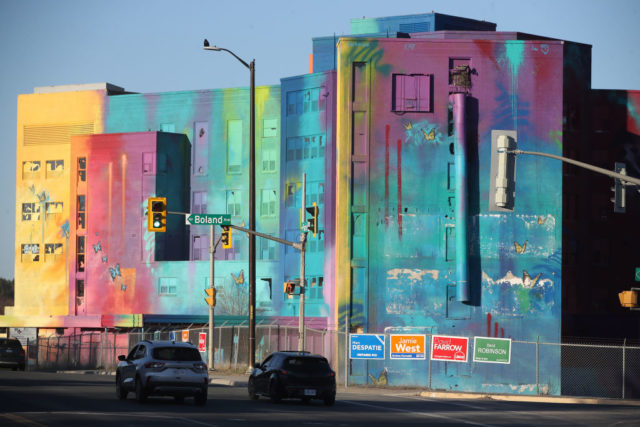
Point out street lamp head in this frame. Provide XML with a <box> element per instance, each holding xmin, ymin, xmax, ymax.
<box><xmin>203</xmin><ymin>39</ymin><xmax>221</xmax><ymax>51</ymax></box>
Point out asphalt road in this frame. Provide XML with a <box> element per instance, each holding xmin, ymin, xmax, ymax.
<box><xmin>0</xmin><ymin>370</ymin><xmax>638</xmax><ymax>426</ymax></box>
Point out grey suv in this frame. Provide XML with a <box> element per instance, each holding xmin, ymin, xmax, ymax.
<box><xmin>0</xmin><ymin>338</ymin><xmax>26</xmax><ymax>371</ymax></box>
<box><xmin>116</xmin><ymin>340</ymin><xmax>208</xmax><ymax>405</ymax></box>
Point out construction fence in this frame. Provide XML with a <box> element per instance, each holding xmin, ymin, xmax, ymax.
<box><xmin>21</xmin><ymin>326</ymin><xmax>640</xmax><ymax>400</ymax></box>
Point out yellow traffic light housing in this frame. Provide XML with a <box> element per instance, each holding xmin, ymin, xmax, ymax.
<box><xmin>221</xmin><ymin>225</ymin><xmax>232</xmax><ymax>249</ymax></box>
<box><xmin>619</xmin><ymin>289</ymin><xmax>638</xmax><ymax>308</ymax></box>
<box><xmin>148</xmin><ymin>197</ymin><xmax>167</xmax><ymax>232</ymax></box>
<box><xmin>305</xmin><ymin>202</ymin><xmax>319</xmax><ymax>237</ymax></box>
<box><xmin>205</xmin><ymin>288</ymin><xmax>216</xmax><ymax>306</ymax></box>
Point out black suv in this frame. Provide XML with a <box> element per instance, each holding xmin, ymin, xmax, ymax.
<box><xmin>0</xmin><ymin>338</ymin><xmax>26</xmax><ymax>371</ymax></box>
<box><xmin>248</xmin><ymin>351</ymin><xmax>336</xmax><ymax>405</ymax></box>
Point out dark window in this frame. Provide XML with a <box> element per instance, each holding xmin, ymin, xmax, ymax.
<box><xmin>283</xmin><ymin>357</ymin><xmax>331</xmax><ymax>373</ymax></box>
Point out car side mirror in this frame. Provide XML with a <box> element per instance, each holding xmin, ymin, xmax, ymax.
<box><xmin>118</xmin><ymin>355</ymin><xmax>126</xmax><ymax>361</ymax></box>
<box><xmin>253</xmin><ymin>363</ymin><xmax>261</xmax><ymax>369</ymax></box>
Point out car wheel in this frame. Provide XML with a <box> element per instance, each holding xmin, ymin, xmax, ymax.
<box><xmin>269</xmin><ymin>379</ymin><xmax>281</xmax><ymax>403</ymax></box>
<box><xmin>194</xmin><ymin>388</ymin><xmax>207</xmax><ymax>406</ymax></box>
<box><xmin>115</xmin><ymin>375</ymin><xmax>127</xmax><ymax>400</ymax></box>
<box><xmin>248</xmin><ymin>378</ymin><xmax>259</xmax><ymax>400</ymax></box>
<box><xmin>135</xmin><ymin>376</ymin><xmax>147</xmax><ymax>402</ymax></box>
<box><xmin>324</xmin><ymin>393</ymin><xmax>336</xmax><ymax>406</ymax></box>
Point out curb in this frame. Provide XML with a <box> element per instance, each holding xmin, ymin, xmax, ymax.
<box><xmin>209</xmin><ymin>378</ymin><xmax>248</xmax><ymax>387</ymax></box>
<box><xmin>418</xmin><ymin>390</ymin><xmax>640</xmax><ymax>406</ymax></box>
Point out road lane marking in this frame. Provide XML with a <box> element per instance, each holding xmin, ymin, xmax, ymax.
<box><xmin>341</xmin><ymin>399</ymin><xmax>496</xmax><ymax>426</ymax></box>
<box><xmin>1</xmin><ymin>413</ymin><xmax>46</xmax><ymax>426</ymax></box>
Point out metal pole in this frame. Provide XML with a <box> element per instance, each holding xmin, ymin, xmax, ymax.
<box><xmin>623</xmin><ymin>338</ymin><xmax>626</xmax><ymax>399</ymax></box>
<box><xmin>248</xmin><ymin>58</ymin><xmax>257</xmax><ymax>370</ymax></box>
<box><xmin>298</xmin><ymin>174</ymin><xmax>307</xmax><ymax>352</ymax></box>
<box><xmin>208</xmin><ymin>224</ymin><xmax>215</xmax><ymax>370</ymax></box>
<box><xmin>536</xmin><ymin>336</ymin><xmax>540</xmax><ymax>395</ymax></box>
<box><xmin>345</xmin><ymin>311</ymin><xmax>349</xmax><ymax>388</ymax></box>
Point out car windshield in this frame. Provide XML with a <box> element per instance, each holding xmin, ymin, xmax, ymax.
<box><xmin>152</xmin><ymin>347</ymin><xmax>201</xmax><ymax>361</ymax></box>
<box><xmin>283</xmin><ymin>357</ymin><xmax>331</xmax><ymax>373</ymax></box>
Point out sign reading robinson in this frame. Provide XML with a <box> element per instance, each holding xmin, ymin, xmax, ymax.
<box><xmin>473</xmin><ymin>337</ymin><xmax>512</xmax><ymax>364</ymax></box>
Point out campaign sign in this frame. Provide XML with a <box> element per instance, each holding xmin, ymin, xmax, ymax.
<box><xmin>473</xmin><ymin>337</ymin><xmax>511</xmax><ymax>364</ymax></box>
<box><xmin>390</xmin><ymin>334</ymin><xmax>426</xmax><ymax>360</ymax></box>
<box><xmin>182</xmin><ymin>330</ymin><xmax>190</xmax><ymax>343</ymax></box>
<box><xmin>349</xmin><ymin>334</ymin><xmax>385</xmax><ymax>359</ymax></box>
<box><xmin>198</xmin><ymin>332</ymin><xmax>207</xmax><ymax>353</ymax></box>
<box><xmin>430</xmin><ymin>335</ymin><xmax>469</xmax><ymax>362</ymax></box>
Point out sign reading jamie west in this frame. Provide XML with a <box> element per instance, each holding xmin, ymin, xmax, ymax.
<box><xmin>349</xmin><ymin>334</ymin><xmax>385</xmax><ymax>359</ymax></box>
<box><xmin>473</xmin><ymin>337</ymin><xmax>512</xmax><ymax>364</ymax></box>
<box><xmin>430</xmin><ymin>335</ymin><xmax>469</xmax><ymax>362</ymax></box>
<box><xmin>390</xmin><ymin>334</ymin><xmax>426</xmax><ymax>360</ymax></box>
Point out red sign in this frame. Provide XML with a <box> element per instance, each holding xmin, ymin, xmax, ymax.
<box><xmin>198</xmin><ymin>332</ymin><xmax>206</xmax><ymax>353</ymax></box>
<box><xmin>430</xmin><ymin>335</ymin><xmax>469</xmax><ymax>362</ymax></box>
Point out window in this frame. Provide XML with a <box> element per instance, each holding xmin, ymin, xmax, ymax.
<box><xmin>45</xmin><ymin>202</ymin><xmax>63</xmax><ymax>217</ymax></box>
<box><xmin>307</xmin><ymin>276</ymin><xmax>324</xmax><ymax>299</ymax></box>
<box><xmin>77</xmin><ymin>236</ymin><xmax>85</xmax><ymax>272</ymax></box>
<box><xmin>286</xmin><ymin>88</ymin><xmax>325</xmax><ymax>116</ymax></box>
<box><xmin>194</xmin><ymin>121</ymin><xmax>209</xmax><ymax>176</ymax></box>
<box><xmin>44</xmin><ymin>243</ymin><xmax>63</xmax><ymax>262</ymax></box>
<box><xmin>260</xmin><ymin>189</ymin><xmax>277</xmax><ymax>217</ymax></box>
<box><xmin>22</xmin><ymin>203</ymin><xmax>40</xmax><ymax>221</ymax></box>
<box><xmin>261</xmin><ymin>145</ymin><xmax>276</xmax><ymax>173</ymax></box>
<box><xmin>77</xmin><ymin>195</ymin><xmax>86</xmax><ymax>230</ymax></box>
<box><xmin>46</xmin><ymin>160</ymin><xmax>64</xmax><ymax>178</ymax></box>
<box><xmin>286</xmin><ymin>134</ymin><xmax>325</xmax><ymax>162</ymax></box>
<box><xmin>192</xmin><ymin>235</ymin><xmax>208</xmax><ymax>261</ymax></box>
<box><xmin>392</xmin><ymin>74</ymin><xmax>432</xmax><ymax>112</ymax></box>
<box><xmin>160</xmin><ymin>123</ymin><xmax>175</xmax><ymax>133</ymax></box>
<box><xmin>78</xmin><ymin>157</ymin><xmax>87</xmax><ymax>182</ymax></box>
<box><xmin>259</xmin><ymin>236</ymin><xmax>277</xmax><ymax>260</ymax></box>
<box><xmin>227</xmin><ymin>120</ymin><xmax>243</xmax><ymax>174</ymax></box>
<box><xmin>76</xmin><ymin>279</ymin><xmax>84</xmax><ymax>298</ymax></box>
<box><xmin>143</xmin><ymin>152</ymin><xmax>155</xmax><ymax>175</ymax></box>
<box><xmin>285</xmin><ymin>182</ymin><xmax>299</xmax><ymax>208</ymax></box>
<box><xmin>22</xmin><ymin>161</ymin><xmax>41</xmax><ymax>180</ymax></box>
<box><xmin>159</xmin><ymin>277</ymin><xmax>178</xmax><ymax>296</ymax></box>
<box><xmin>21</xmin><ymin>244</ymin><xmax>39</xmax><ymax>262</ymax></box>
<box><xmin>192</xmin><ymin>192</ymin><xmax>207</xmax><ymax>214</ymax></box>
<box><xmin>263</xmin><ymin>118</ymin><xmax>278</xmax><ymax>138</ymax></box>
<box><xmin>226</xmin><ymin>191</ymin><xmax>242</xmax><ymax>217</ymax></box>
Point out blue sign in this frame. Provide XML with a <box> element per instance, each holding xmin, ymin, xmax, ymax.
<box><xmin>349</xmin><ymin>334</ymin><xmax>385</xmax><ymax>359</ymax></box>
<box><xmin>169</xmin><ymin>331</ymin><xmax>175</xmax><ymax>341</ymax></box>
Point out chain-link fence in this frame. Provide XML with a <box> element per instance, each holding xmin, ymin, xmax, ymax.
<box><xmin>22</xmin><ymin>327</ymin><xmax>640</xmax><ymax>400</ymax></box>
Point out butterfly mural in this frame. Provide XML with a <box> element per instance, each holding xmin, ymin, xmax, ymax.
<box><xmin>514</xmin><ymin>240</ymin><xmax>527</xmax><ymax>254</ymax></box>
<box><xmin>523</xmin><ymin>270</ymin><xmax>542</xmax><ymax>287</ymax></box>
<box><xmin>537</xmin><ymin>216</ymin><xmax>547</xmax><ymax>225</ymax></box>
<box><xmin>109</xmin><ymin>264</ymin><xmax>121</xmax><ymax>281</ymax></box>
<box><xmin>102</xmin><ymin>255</ymin><xmax>108</xmax><ymax>263</ymax></box>
<box><xmin>231</xmin><ymin>270</ymin><xmax>245</xmax><ymax>285</ymax></box>
<box><xmin>403</xmin><ymin>121</ymin><xmax>413</xmax><ymax>130</ymax></box>
<box><xmin>421</xmin><ymin>128</ymin><xmax>436</xmax><ymax>141</ymax></box>
<box><xmin>93</xmin><ymin>241</ymin><xmax>102</xmax><ymax>253</ymax></box>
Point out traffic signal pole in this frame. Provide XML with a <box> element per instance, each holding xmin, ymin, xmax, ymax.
<box><xmin>299</xmin><ymin>173</ymin><xmax>307</xmax><ymax>352</ymax></box>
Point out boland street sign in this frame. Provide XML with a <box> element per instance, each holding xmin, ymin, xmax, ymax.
<box><xmin>186</xmin><ymin>214</ymin><xmax>231</xmax><ymax>226</ymax></box>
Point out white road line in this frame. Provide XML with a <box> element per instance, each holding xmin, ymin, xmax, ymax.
<box><xmin>341</xmin><ymin>399</ymin><xmax>496</xmax><ymax>427</ymax></box>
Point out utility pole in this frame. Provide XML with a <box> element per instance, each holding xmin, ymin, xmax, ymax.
<box><xmin>298</xmin><ymin>173</ymin><xmax>307</xmax><ymax>352</ymax></box>
<box><xmin>208</xmin><ymin>224</ymin><xmax>215</xmax><ymax>370</ymax></box>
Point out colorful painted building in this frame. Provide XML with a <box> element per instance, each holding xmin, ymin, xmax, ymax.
<box><xmin>4</xmin><ymin>12</ymin><xmax>640</xmax><ymax>394</ymax></box>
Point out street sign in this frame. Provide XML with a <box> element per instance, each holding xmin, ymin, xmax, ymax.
<box><xmin>635</xmin><ymin>267</ymin><xmax>640</xmax><ymax>281</ymax></box>
<box><xmin>349</xmin><ymin>334</ymin><xmax>385</xmax><ymax>359</ymax></box>
<box><xmin>390</xmin><ymin>334</ymin><xmax>426</xmax><ymax>360</ymax></box>
<box><xmin>198</xmin><ymin>332</ymin><xmax>207</xmax><ymax>353</ymax></box>
<box><xmin>186</xmin><ymin>214</ymin><xmax>231</xmax><ymax>226</ymax></box>
<box><xmin>430</xmin><ymin>335</ymin><xmax>469</xmax><ymax>362</ymax></box>
<box><xmin>473</xmin><ymin>337</ymin><xmax>511</xmax><ymax>364</ymax></box>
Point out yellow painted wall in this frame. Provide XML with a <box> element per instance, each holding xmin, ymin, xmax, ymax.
<box><xmin>12</xmin><ymin>89</ymin><xmax>105</xmax><ymax>318</ymax></box>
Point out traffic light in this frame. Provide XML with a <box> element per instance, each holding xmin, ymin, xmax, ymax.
<box><xmin>284</xmin><ymin>281</ymin><xmax>296</xmax><ymax>295</ymax></box>
<box><xmin>489</xmin><ymin>130</ymin><xmax>517</xmax><ymax>212</ymax></box>
<box><xmin>220</xmin><ymin>225</ymin><xmax>232</xmax><ymax>249</ymax></box>
<box><xmin>619</xmin><ymin>289</ymin><xmax>638</xmax><ymax>308</ymax></box>
<box><xmin>305</xmin><ymin>202</ymin><xmax>319</xmax><ymax>237</ymax></box>
<box><xmin>204</xmin><ymin>288</ymin><xmax>216</xmax><ymax>306</ymax></box>
<box><xmin>611</xmin><ymin>162</ymin><xmax>626</xmax><ymax>213</ymax></box>
<box><xmin>148</xmin><ymin>197</ymin><xmax>167</xmax><ymax>232</ymax></box>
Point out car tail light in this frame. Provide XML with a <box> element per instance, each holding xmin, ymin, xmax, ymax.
<box><xmin>193</xmin><ymin>362</ymin><xmax>207</xmax><ymax>372</ymax></box>
<box><xmin>144</xmin><ymin>362</ymin><xmax>165</xmax><ymax>369</ymax></box>
<box><xmin>280</xmin><ymin>369</ymin><xmax>288</xmax><ymax>375</ymax></box>
<box><xmin>330</xmin><ymin>372</ymin><xmax>335</xmax><ymax>377</ymax></box>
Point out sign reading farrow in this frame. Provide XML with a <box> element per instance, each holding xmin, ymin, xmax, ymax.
<box><xmin>473</xmin><ymin>337</ymin><xmax>511</xmax><ymax>364</ymax></box>
<box><xmin>430</xmin><ymin>335</ymin><xmax>469</xmax><ymax>362</ymax></box>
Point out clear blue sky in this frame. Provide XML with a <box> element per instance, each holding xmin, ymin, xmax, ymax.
<box><xmin>0</xmin><ymin>0</ymin><xmax>639</xmax><ymax>280</ymax></box>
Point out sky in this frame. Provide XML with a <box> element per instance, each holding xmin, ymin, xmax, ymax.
<box><xmin>0</xmin><ymin>0</ymin><xmax>639</xmax><ymax>280</ymax></box>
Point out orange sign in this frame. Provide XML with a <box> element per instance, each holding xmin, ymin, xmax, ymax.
<box><xmin>390</xmin><ymin>334</ymin><xmax>426</xmax><ymax>359</ymax></box>
<box><xmin>181</xmin><ymin>330</ymin><xmax>189</xmax><ymax>342</ymax></box>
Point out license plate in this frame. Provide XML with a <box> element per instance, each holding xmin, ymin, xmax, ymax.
<box><xmin>304</xmin><ymin>389</ymin><xmax>316</xmax><ymax>396</ymax></box>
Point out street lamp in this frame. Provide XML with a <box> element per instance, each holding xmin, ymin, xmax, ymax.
<box><xmin>203</xmin><ymin>39</ymin><xmax>257</xmax><ymax>369</ymax></box>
